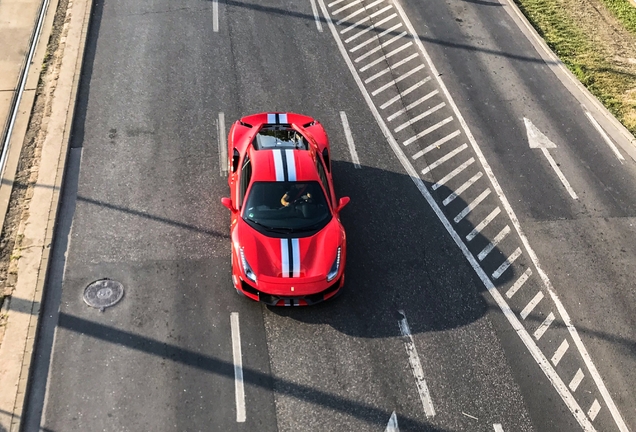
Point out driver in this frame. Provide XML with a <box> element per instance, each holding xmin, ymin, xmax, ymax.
<box><xmin>281</xmin><ymin>183</ymin><xmax>311</xmax><ymax>207</ymax></box>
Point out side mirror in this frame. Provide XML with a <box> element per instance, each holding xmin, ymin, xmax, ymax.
<box><xmin>221</xmin><ymin>197</ymin><xmax>237</xmax><ymax>212</ymax></box>
<box><xmin>336</xmin><ymin>197</ymin><xmax>350</xmax><ymax>212</ymax></box>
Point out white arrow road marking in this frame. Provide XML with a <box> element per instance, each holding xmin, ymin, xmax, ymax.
<box><xmin>218</xmin><ymin>112</ymin><xmax>227</xmax><ymax>176</ymax></box>
<box><xmin>524</xmin><ymin>118</ymin><xmax>578</xmax><ymax>200</ymax></box>
<box><xmin>398</xmin><ymin>310</ymin><xmax>435</xmax><ymax>417</ymax></box>
<box><xmin>230</xmin><ymin>312</ymin><xmax>246</xmax><ymax>422</ymax></box>
<box><xmin>585</xmin><ymin>111</ymin><xmax>624</xmax><ymax>162</ymax></box>
<box><xmin>385</xmin><ymin>411</ymin><xmax>399</xmax><ymax>432</ymax></box>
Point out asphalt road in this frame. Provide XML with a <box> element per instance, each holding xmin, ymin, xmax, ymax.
<box><xmin>22</xmin><ymin>0</ymin><xmax>636</xmax><ymax>431</ymax></box>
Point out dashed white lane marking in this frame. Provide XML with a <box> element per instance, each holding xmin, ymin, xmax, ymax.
<box><xmin>394</xmin><ymin>101</ymin><xmax>443</xmax><ymax>131</ymax></box>
<box><xmin>318</xmin><ymin>0</ymin><xmax>601</xmax><ymax>428</ymax></box>
<box><xmin>431</xmin><ymin>156</ymin><xmax>474</xmax><ymax>188</ymax></box>
<box><xmin>374</xmin><ymin>65</ymin><xmax>426</xmax><ymax>97</ymax></box>
<box><xmin>534</xmin><ymin>312</ymin><xmax>555</xmax><ymax>340</ymax></box>
<box><xmin>309</xmin><ymin>0</ymin><xmax>324</xmax><ymax>31</ymax></box>
<box><xmin>386</xmin><ymin>411</ymin><xmax>399</xmax><ymax>432</ymax></box>
<box><xmin>505</xmin><ymin>267</ymin><xmax>531</xmax><ymax>298</ymax></box>
<box><xmin>443</xmin><ymin>172</ymin><xmax>483</xmax><ymax>206</ymax></box>
<box><xmin>467</xmin><ymin>206</ymin><xmax>501</xmax><ymax>242</ymax></box>
<box><xmin>340</xmin><ymin>111</ymin><xmax>361</xmax><ymax>168</ymax></box>
<box><xmin>476</xmin><ymin>224</ymin><xmax>509</xmax><ymax>260</ymax></box>
<box><xmin>552</xmin><ymin>339</ymin><xmax>570</xmax><ymax>366</ymax></box>
<box><xmin>520</xmin><ymin>291</ymin><xmax>544</xmax><ymax>320</ymax></box>
<box><xmin>585</xmin><ymin>111</ymin><xmax>625</xmax><ymax>162</ymax></box>
<box><xmin>412</xmin><ymin>128</ymin><xmax>458</xmax><ymax>160</ymax></box>
<box><xmin>588</xmin><ymin>399</ymin><xmax>601</xmax><ymax>421</ymax></box>
<box><xmin>453</xmin><ymin>188</ymin><xmax>491</xmax><ymax>223</ymax></box>
<box><xmin>422</xmin><ymin>143</ymin><xmax>467</xmax><ymax>174</ymax></box>
<box><xmin>230</xmin><ymin>312</ymin><xmax>246</xmax><ymax>422</ymax></box>
<box><xmin>493</xmin><ymin>424</ymin><xmax>504</xmax><ymax>432</ymax></box>
<box><xmin>367</xmin><ymin>52</ymin><xmax>419</xmax><ymax>84</ymax></box>
<box><xmin>569</xmin><ymin>368</ymin><xmax>585</xmax><ymax>392</ymax></box>
<box><xmin>492</xmin><ymin>247</ymin><xmax>521</xmax><ymax>279</ymax></box>
<box><xmin>380</xmin><ymin>77</ymin><xmax>427</xmax><ymax>108</ymax></box>
<box><xmin>404</xmin><ymin>117</ymin><xmax>453</xmax><ymax>146</ymax></box>
<box><xmin>213</xmin><ymin>0</ymin><xmax>219</xmax><ymax>32</ymax></box>
<box><xmin>218</xmin><ymin>112</ymin><xmax>227</xmax><ymax>176</ymax></box>
<box><xmin>351</xmin><ymin>22</ymin><xmax>402</xmax><ymax>52</ymax></box>
<box><xmin>398</xmin><ymin>310</ymin><xmax>436</xmax><ymax>417</ymax></box>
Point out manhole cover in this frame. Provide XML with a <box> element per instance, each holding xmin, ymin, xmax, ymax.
<box><xmin>83</xmin><ymin>279</ymin><xmax>124</xmax><ymax>310</ymax></box>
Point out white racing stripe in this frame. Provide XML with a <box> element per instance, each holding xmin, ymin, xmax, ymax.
<box><xmin>230</xmin><ymin>313</ymin><xmax>246</xmax><ymax>422</ymax></box>
<box><xmin>267</xmin><ymin>113</ymin><xmax>277</xmax><ymax>123</ymax></box>
<box><xmin>292</xmin><ymin>239</ymin><xmax>301</xmax><ymax>277</ymax></box>
<box><xmin>281</xmin><ymin>239</ymin><xmax>290</xmax><ymax>277</ymax></box>
<box><xmin>273</xmin><ymin>150</ymin><xmax>285</xmax><ymax>181</ymax></box>
<box><xmin>317</xmin><ymin>0</ymin><xmax>623</xmax><ymax>429</ymax></box>
<box><xmin>279</xmin><ymin>113</ymin><xmax>288</xmax><ymax>123</ymax></box>
<box><xmin>398</xmin><ymin>310</ymin><xmax>435</xmax><ymax>417</ymax></box>
<box><xmin>285</xmin><ymin>149</ymin><xmax>297</xmax><ymax>181</ymax></box>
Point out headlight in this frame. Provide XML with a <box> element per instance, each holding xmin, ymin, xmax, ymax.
<box><xmin>239</xmin><ymin>248</ymin><xmax>257</xmax><ymax>282</ymax></box>
<box><xmin>326</xmin><ymin>247</ymin><xmax>341</xmax><ymax>282</ymax></box>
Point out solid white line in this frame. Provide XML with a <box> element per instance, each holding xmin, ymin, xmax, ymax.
<box><xmin>444</xmin><ymin>172</ymin><xmax>483</xmax><ymax>206</ymax></box>
<box><xmin>213</xmin><ymin>0</ymin><xmax>219</xmax><ymax>32</ymax></box>
<box><xmin>351</xmin><ymin>23</ymin><xmax>402</xmax><ymax>52</ymax></box>
<box><xmin>315</xmin><ymin>1</ymin><xmax>597</xmax><ymax>429</ymax></box>
<box><xmin>364</xmin><ymin>53</ymin><xmax>418</xmax><ymax>84</ymax></box>
<box><xmin>569</xmin><ymin>368</ymin><xmax>585</xmax><ymax>392</ymax></box>
<box><xmin>388</xmin><ymin>1</ymin><xmax>624</xmax><ymax>426</ymax></box>
<box><xmin>534</xmin><ymin>312</ymin><xmax>555</xmax><ymax>340</ymax></box>
<box><xmin>360</xmin><ymin>42</ymin><xmax>413</xmax><ymax>72</ymax></box>
<box><xmin>520</xmin><ymin>291</ymin><xmax>544</xmax><ymax>319</ymax></box>
<box><xmin>476</xmin><ymin>224</ymin><xmax>509</xmax><ymax>260</ymax></box>
<box><xmin>588</xmin><ymin>399</ymin><xmax>601</xmax><ymax>421</ymax></box>
<box><xmin>398</xmin><ymin>310</ymin><xmax>435</xmax><ymax>417</ymax></box>
<box><xmin>431</xmin><ymin>157</ymin><xmax>474</xmax><ymax>188</ymax></box>
<box><xmin>466</xmin><ymin>206</ymin><xmax>501</xmax><ymax>241</ymax></box>
<box><xmin>374</xmin><ymin>65</ymin><xmax>426</xmax><ymax>97</ymax></box>
<box><xmin>379</xmin><ymin>75</ymin><xmax>427</xmax><ymax>108</ymax></box>
<box><xmin>345</xmin><ymin>8</ymin><xmax>394</xmax><ymax>41</ymax></box>
<box><xmin>332</xmin><ymin>0</ymin><xmax>362</xmax><ymax>15</ymax></box>
<box><xmin>540</xmin><ymin>148</ymin><xmax>578</xmax><ymax>200</ymax></box>
<box><xmin>340</xmin><ymin>111</ymin><xmax>361</xmax><ymax>168</ymax></box>
<box><xmin>492</xmin><ymin>247</ymin><xmax>521</xmax><ymax>279</ymax></box>
<box><xmin>218</xmin><ymin>112</ymin><xmax>227</xmax><ymax>176</ymax></box>
<box><xmin>394</xmin><ymin>100</ymin><xmax>443</xmax><ymax>131</ymax></box>
<box><xmin>585</xmin><ymin>111</ymin><xmax>624</xmax><ymax>162</ymax></box>
<box><xmin>388</xmin><ymin>89</ymin><xmax>437</xmax><ymax>120</ymax></box>
<box><xmin>355</xmin><ymin>31</ymin><xmax>407</xmax><ymax>62</ymax></box>
<box><xmin>421</xmin><ymin>143</ymin><xmax>467</xmax><ymax>174</ymax></box>
<box><xmin>453</xmin><ymin>188</ymin><xmax>491</xmax><ymax>223</ymax></box>
<box><xmin>412</xmin><ymin>128</ymin><xmax>458</xmax><ymax>160</ymax></box>
<box><xmin>552</xmin><ymin>339</ymin><xmax>570</xmax><ymax>366</ymax></box>
<box><xmin>230</xmin><ymin>313</ymin><xmax>246</xmax><ymax>422</ymax></box>
<box><xmin>493</xmin><ymin>425</ymin><xmax>504</xmax><ymax>432</ymax></box>
<box><xmin>309</xmin><ymin>0</ymin><xmax>323</xmax><ymax>31</ymax></box>
<box><xmin>404</xmin><ymin>117</ymin><xmax>453</xmax><ymax>146</ymax></box>
<box><xmin>505</xmin><ymin>267</ymin><xmax>531</xmax><ymax>298</ymax></box>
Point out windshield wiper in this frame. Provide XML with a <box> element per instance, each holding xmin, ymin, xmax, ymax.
<box><xmin>245</xmin><ymin>218</ymin><xmax>277</xmax><ymax>231</ymax></box>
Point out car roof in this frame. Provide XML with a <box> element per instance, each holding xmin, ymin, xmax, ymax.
<box><xmin>248</xmin><ymin>147</ymin><xmax>321</xmax><ymax>183</ymax></box>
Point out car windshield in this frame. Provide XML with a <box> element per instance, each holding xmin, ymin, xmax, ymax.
<box><xmin>243</xmin><ymin>181</ymin><xmax>331</xmax><ymax>234</ymax></box>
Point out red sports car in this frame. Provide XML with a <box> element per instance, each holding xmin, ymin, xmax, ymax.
<box><xmin>221</xmin><ymin>112</ymin><xmax>350</xmax><ymax>306</ymax></box>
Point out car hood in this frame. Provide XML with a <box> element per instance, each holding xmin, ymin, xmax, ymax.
<box><xmin>235</xmin><ymin>218</ymin><xmax>342</xmax><ymax>280</ymax></box>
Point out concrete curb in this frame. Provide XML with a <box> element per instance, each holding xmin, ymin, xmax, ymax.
<box><xmin>499</xmin><ymin>0</ymin><xmax>636</xmax><ymax>162</ymax></box>
<box><xmin>0</xmin><ymin>0</ymin><xmax>93</xmax><ymax>428</ymax></box>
